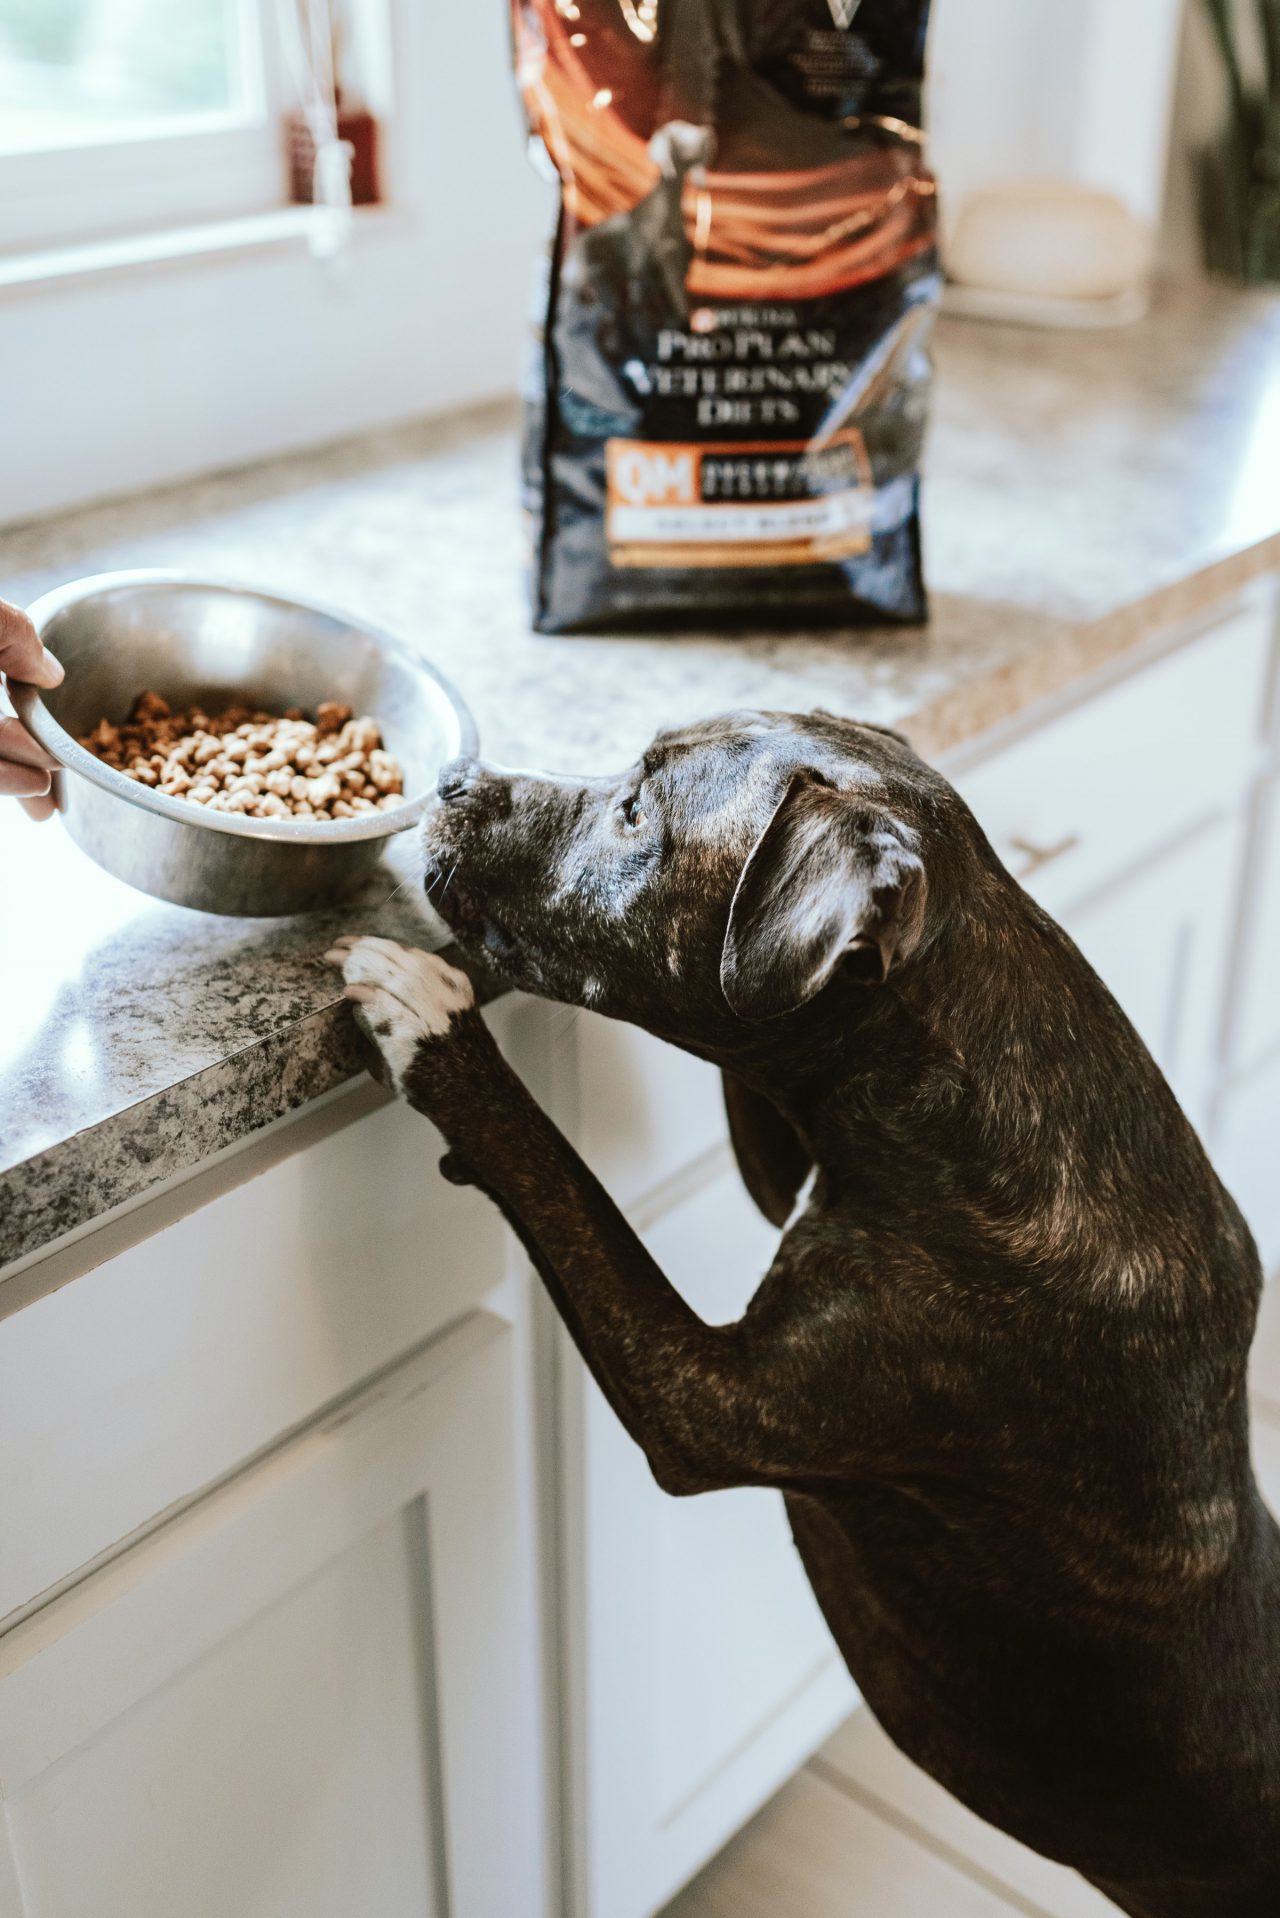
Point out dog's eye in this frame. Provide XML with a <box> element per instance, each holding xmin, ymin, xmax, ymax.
<box><xmin>620</xmin><ymin>792</ymin><xmax>646</xmax><ymax>830</ymax></box>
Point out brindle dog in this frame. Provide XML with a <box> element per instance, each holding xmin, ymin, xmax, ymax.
<box><xmin>326</xmin><ymin>710</ymin><xmax>1280</xmax><ymax>1918</ymax></box>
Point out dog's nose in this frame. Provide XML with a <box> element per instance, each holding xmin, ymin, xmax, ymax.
<box><xmin>436</xmin><ymin>755</ymin><xmax>478</xmax><ymax>804</ymax></box>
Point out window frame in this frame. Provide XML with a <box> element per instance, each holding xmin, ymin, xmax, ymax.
<box><xmin>0</xmin><ymin>0</ymin><xmax>290</xmax><ymax>257</ymax></box>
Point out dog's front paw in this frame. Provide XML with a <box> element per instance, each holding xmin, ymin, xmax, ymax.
<box><xmin>324</xmin><ymin>934</ymin><xmax>476</xmax><ymax>1097</ymax></box>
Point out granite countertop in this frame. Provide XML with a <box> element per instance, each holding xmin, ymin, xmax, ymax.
<box><xmin>4</xmin><ymin>277</ymin><xmax>1280</xmax><ymax>1273</ymax></box>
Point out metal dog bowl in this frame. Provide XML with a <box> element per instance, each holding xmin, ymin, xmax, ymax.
<box><xmin>11</xmin><ymin>571</ymin><xmax>477</xmax><ymax>917</ymax></box>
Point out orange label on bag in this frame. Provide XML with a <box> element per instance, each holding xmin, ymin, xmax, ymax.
<box><xmin>605</xmin><ymin>432</ymin><xmax>874</xmax><ymax>569</ymax></box>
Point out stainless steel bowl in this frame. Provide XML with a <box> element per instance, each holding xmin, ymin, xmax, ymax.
<box><xmin>11</xmin><ymin>571</ymin><xmax>477</xmax><ymax>917</ymax></box>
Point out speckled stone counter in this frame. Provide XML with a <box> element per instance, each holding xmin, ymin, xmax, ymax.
<box><xmin>3</xmin><ymin>277</ymin><xmax>1279</xmax><ymax>1271</ymax></box>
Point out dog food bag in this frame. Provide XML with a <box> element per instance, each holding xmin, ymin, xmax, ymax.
<box><xmin>512</xmin><ymin>0</ymin><xmax>939</xmax><ymax>632</ymax></box>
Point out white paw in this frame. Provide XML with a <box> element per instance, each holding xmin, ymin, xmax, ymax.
<box><xmin>324</xmin><ymin>934</ymin><xmax>475</xmax><ymax>1093</ymax></box>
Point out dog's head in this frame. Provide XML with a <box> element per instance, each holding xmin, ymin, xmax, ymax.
<box><xmin>420</xmin><ymin>710</ymin><xmax>955</xmax><ymax>1046</ymax></box>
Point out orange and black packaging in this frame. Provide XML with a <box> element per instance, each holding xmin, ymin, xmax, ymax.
<box><xmin>511</xmin><ymin>0</ymin><xmax>939</xmax><ymax>633</ymax></box>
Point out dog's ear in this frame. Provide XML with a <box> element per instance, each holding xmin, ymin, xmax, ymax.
<box><xmin>720</xmin><ymin>772</ymin><xmax>925</xmax><ymax>1022</ymax></box>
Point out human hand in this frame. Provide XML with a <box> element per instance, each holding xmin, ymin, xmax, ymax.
<box><xmin>0</xmin><ymin>596</ymin><xmax>63</xmax><ymax>821</ymax></box>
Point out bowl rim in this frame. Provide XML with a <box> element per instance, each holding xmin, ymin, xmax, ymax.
<box><xmin>10</xmin><ymin>569</ymin><xmax>479</xmax><ymax>847</ymax></box>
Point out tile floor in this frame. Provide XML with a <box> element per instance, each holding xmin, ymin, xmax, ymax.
<box><xmin>660</xmin><ymin>1283</ymin><xmax>1280</xmax><ymax>1918</ymax></box>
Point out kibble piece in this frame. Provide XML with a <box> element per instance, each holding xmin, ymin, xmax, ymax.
<box><xmin>339</xmin><ymin>716</ymin><xmax>381</xmax><ymax>756</ymax></box>
<box><xmin>367</xmin><ymin>749</ymin><xmax>403</xmax><ymax>796</ymax></box>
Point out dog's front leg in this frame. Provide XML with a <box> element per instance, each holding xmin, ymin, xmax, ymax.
<box><xmin>326</xmin><ymin>936</ymin><xmax>783</xmax><ymax>1496</ymax></box>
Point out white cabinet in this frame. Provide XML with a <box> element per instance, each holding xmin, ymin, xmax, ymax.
<box><xmin>0</xmin><ymin>1312</ymin><xmax>550</xmax><ymax>1918</ymax></box>
<box><xmin>951</xmin><ymin>594</ymin><xmax>1277</xmax><ymax>1156</ymax></box>
<box><xmin>0</xmin><ymin>1091</ymin><xmax>508</xmax><ymax>1629</ymax></box>
<box><xmin>952</xmin><ymin>600</ymin><xmax>1270</xmax><ymax>927</ymax></box>
<box><xmin>575</xmin><ymin>1007</ymin><xmax>729</xmax><ymax>1209</ymax></box>
<box><xmin>1215</xmin><ymin>1058</ymin><xmax>1280</xmax><ymax>1275</ymax></box>
<box><xmin>561</xmin><ymin>1024</ymin><xmax>855</xmax><ymax>1918</ymax></box>
<box><xmin>1215</xmin><ymin>768</ymin><xmax>1280</xmax><ymax>1267</ymax></box>
<box><xmin>1229</xmin><ymin>769</ymin><xmax>1280</xmax><ymax>1072</ymax></box>
<box><xmin>1058</xmin><ymin>818</ymin><xmax>1243</xmax><ymax>1138</ymax></box>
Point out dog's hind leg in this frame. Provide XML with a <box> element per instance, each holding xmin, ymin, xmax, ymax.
<box><xmin>326</xmin><ymin>936</ymin><xmax>800</xmax><ymax>1497</ymax></box>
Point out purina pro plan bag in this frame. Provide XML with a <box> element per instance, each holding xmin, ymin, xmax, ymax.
<box><xmin>512</xmin><ymin>0</ymin><xmax>939</xmax><ymax>632</ymax></box>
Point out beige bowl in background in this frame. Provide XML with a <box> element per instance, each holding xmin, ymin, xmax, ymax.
<box><xmin>947</xmin><ymin>178</ymin><xmax>1153</xmax><ymax>304</ymax></box>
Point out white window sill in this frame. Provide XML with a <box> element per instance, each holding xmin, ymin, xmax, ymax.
<box><xmin>0</xmin><ymin>204</ymin><xmax>408</xmax><ymax>298</ymax></box>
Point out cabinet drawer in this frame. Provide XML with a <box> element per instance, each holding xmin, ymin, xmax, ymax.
<box><xmin>574</xmin><ymin>1012</ymin><xmax>727</xmax><ymax>1211</ymax></box>
<box><xmin>0</xmin><ymin>1092</ymin><xmax>507</xmax><ymax>1625</ymax></box>
<box><xmin>952</xmin><ymin>603</ymin><xmax>1272</xmax><ymax>916</ymax></box>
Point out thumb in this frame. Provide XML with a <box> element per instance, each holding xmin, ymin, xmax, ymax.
<box><xmin>26</xmin><ymin>644</ymin><xmax>65</xmax><ymax>691</ymax></box>
<box><xmin>0</xmin><ymin>599</ymin><xmax>64</xmax><ymax>689</ymax></box>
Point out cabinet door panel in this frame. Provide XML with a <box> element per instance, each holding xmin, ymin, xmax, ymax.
<box><xmin>0</xmin><ymin>1314</ymin><xmax>549</xmax><ymax>1918</ymax></box>
<box><xmin>1057</xmin><ymin>819</ymin><xmax>1241</xmax><ymax>1139</ymax></box>
<box><xmin>1216</xmin><ymin>1058</ymin><xmax>1280</xmax><ymax>1278</ymax></box>
<box><xmin>569</xmin><ymin>1163</ymin><xmax>855</xmax><ymax>1918</ymax></box>
<box><xmin>575</xmin><ymin>1012</ymin><xmax>728</xmax><ymax>1211</ymax></box>
<box><xmin>0</xmin><ymin>1091</ymin><xmax>507</xmax><ymax>1626</ymax></box>
<box><xmin>6</xmin><ymin>1516</ymin><xmax>440</xmax><ymax>1918</ymax></box>
<box><xmin>644</xmin><ymin>1182</ymin><xmax>848</xmax><ymax>1825</ymax></box>
<box><xmin>1229</xmin><ymin>769</ymin><xmax>1280</xmax><ymax>1073</ymax></box>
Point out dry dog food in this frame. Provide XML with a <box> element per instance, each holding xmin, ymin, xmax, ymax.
<box><xmin>79</xmin><ymin>692</ymin><xmax>405</xmax><ymax>821</ymax></box>
<box><xmin>512</xmin><ymin>0</ymin><xmax>939</xmax><ymax>632</ymax></box>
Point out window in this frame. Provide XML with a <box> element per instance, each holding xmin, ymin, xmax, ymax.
<box><xmin>0</xmin><ymin>0</ymin><xmax>288</xmax><ymax>256</ymax></box>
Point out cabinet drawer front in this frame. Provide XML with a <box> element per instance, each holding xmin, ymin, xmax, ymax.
<box><xmin>0</xmin><ymin>1094</ymin><xmax>506</xmax><ymax>1625</ymax></box>
<box><xmin>952</xmin><ymin>604</ymin><xmax>1272</xmax><ymax>917</ymax></box>
<box><xmin>574</xmin><ymin>1011</ymin><xmax>727</xmax><ymax>1210</ymax></box>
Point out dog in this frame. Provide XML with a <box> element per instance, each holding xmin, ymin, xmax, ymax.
<box><xmin>326</xmin><ymin>709</ymin><xmax>1280</xmax><ymax>1918</ymax></box>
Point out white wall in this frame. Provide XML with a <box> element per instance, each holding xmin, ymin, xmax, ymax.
<box><xmin>927</xmin><ymin>0</ymin><xmax>1087</xmax><ymax>236</ymax></box>
<box><xmin>0</xmin><ymin>0</ymin><xmax>553</xmax><ymax>528</ymax></box>
<box><xmin>927</xmin><ymin>0</ymin><xmax>1185</xmax><ymax>240</ymax></box>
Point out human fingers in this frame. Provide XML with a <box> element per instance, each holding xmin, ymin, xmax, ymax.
<box><xmin>0</xmin><ymin>714</ymin><xmax>59</xmax><ymax>772</ymax></box>
<box><xmin>0</xmin><ymin>757</ymin><xmax>53</xmax><ymax>799</ymax></box>
<box><xmin>0</xmin><ymin>598</ymin><xmax>64</xmax><ymax>690</ymax></box>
